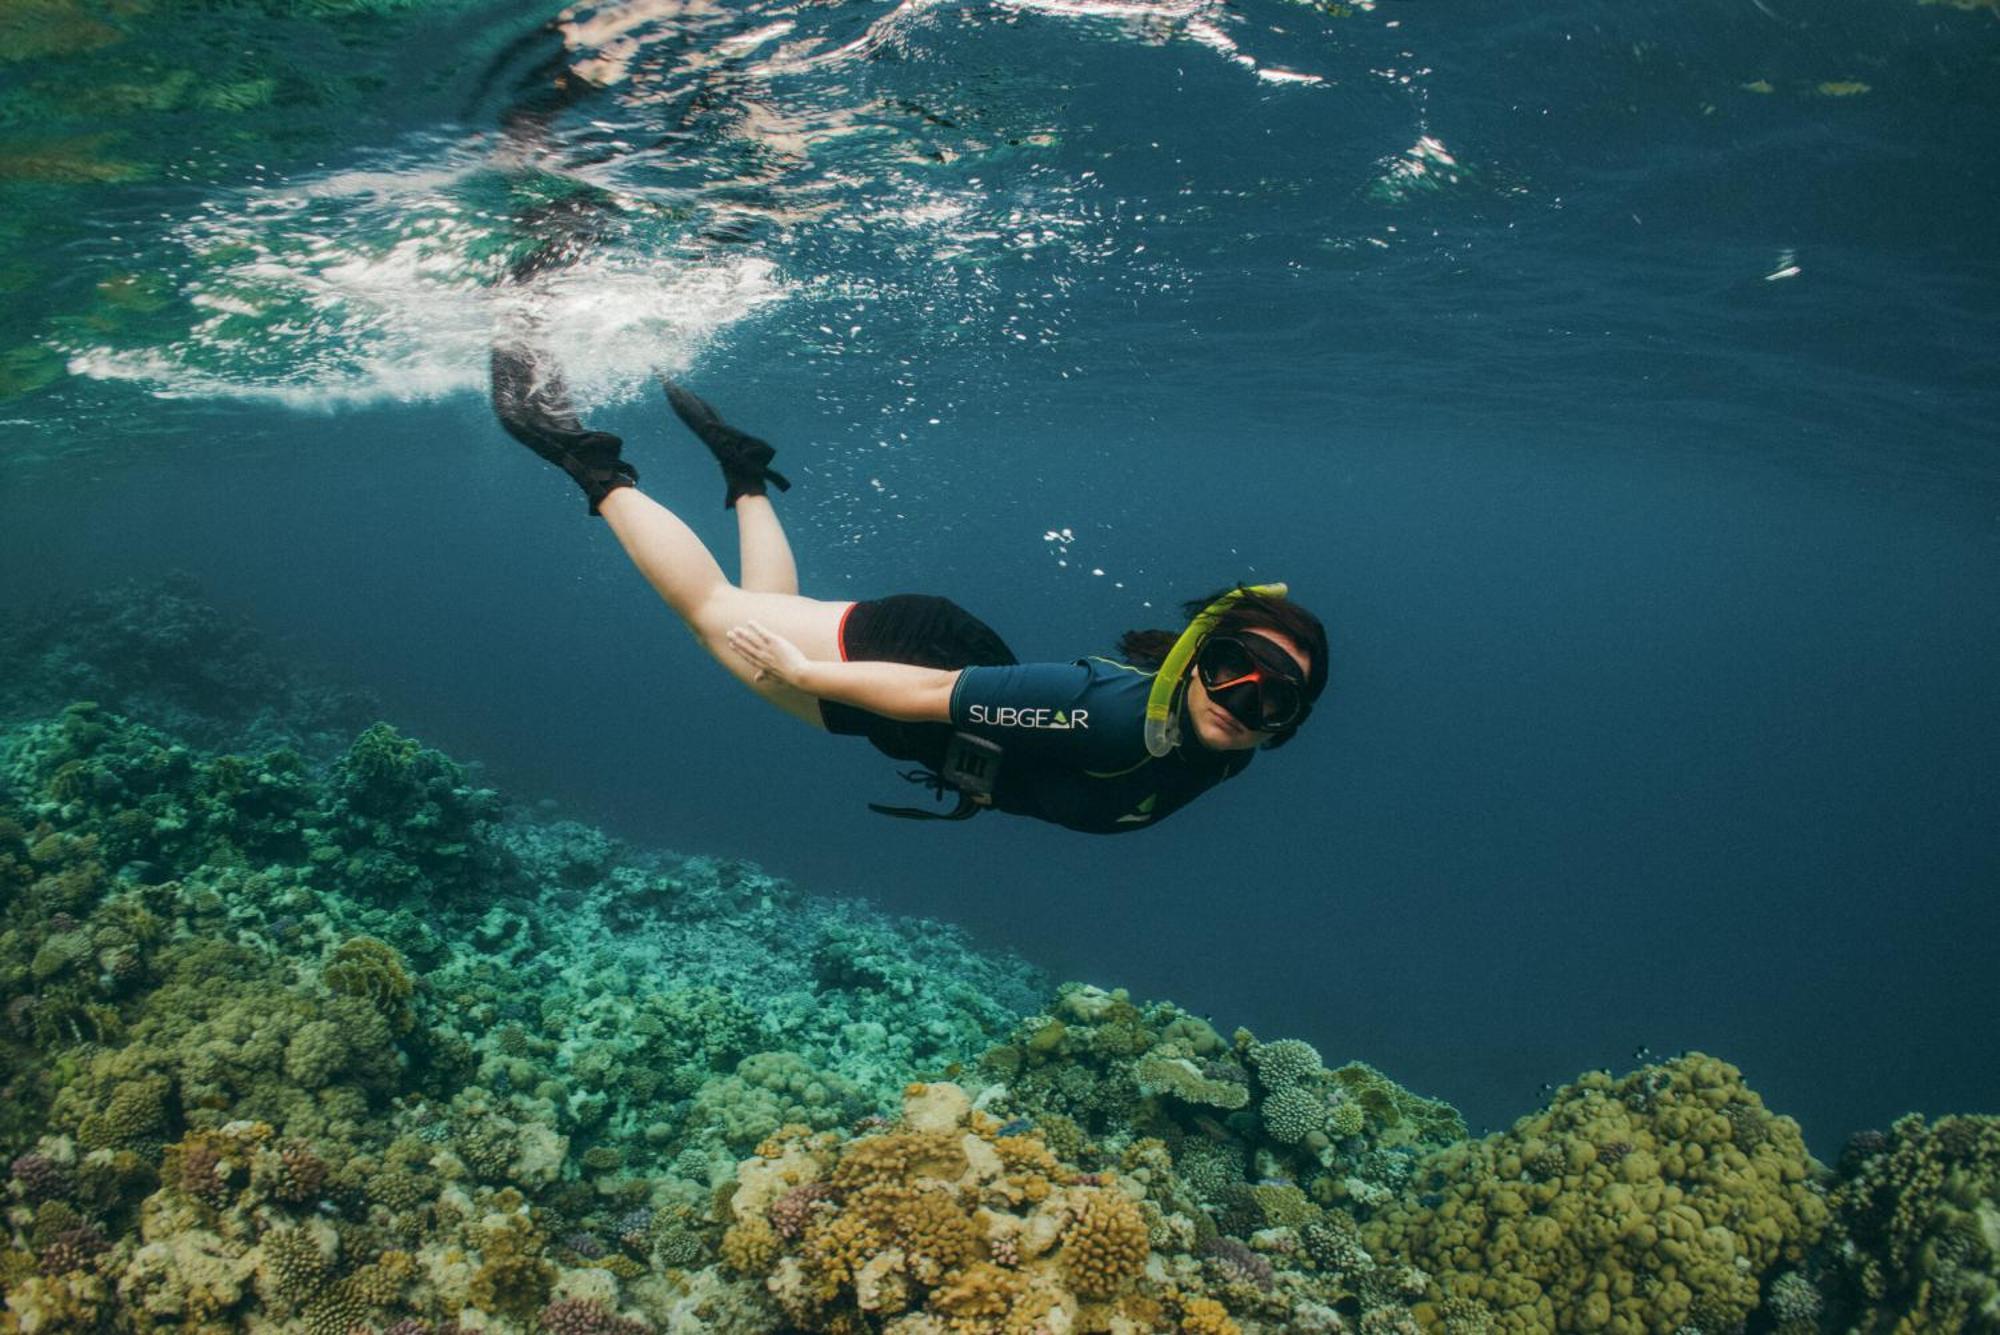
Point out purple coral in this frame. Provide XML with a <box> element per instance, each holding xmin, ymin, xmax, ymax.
<box><xmin>536</xmin><ymin>1299</ymin><xmax>650</xmax><ymax>1334</ymax></box>
<box><xmin>270</xmin><ymin>1142</ymin><xmax>329</xmax><ymax>1204</ymax></box>
<box><xmin>561</xmin><ymin>1230</ymin><xmax>608</xmax><ymax>1259</ymax></box>
<box><xmin>39</xmin><ymin>1224</ymin><xmax>108</xmax><ymax>1276</ymax></box>
<box><xmin>10</xmin><ymin>1151</ymin><xmax>73</xmax><ymax>1203</ymax></box>
<box><xmin>1200</xmin><ymin>1235</ymin><xmax>1275</xmax><ymax>1292</ymax></box>
<box><xmin>770</xmin><ymin>1182</ymin><xmax>836</xmax><ymax>1240</ymax></box>
<box><xmin>178</xmin><ymin>1140</ymin><xmax>235</xmax><ymax>1208</ymax></box>
<box><xmin>613</xmin><ymin>1206</ymin><xmax>654</xmax><ymax>1253</ymax></box>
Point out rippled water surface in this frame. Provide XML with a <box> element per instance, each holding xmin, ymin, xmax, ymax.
<box><xmin>3</xmin><ymin>0</ymin><xmax>1997</xmax><ymax>1145</ymax></box>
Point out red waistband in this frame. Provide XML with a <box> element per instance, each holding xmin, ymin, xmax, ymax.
<box><xmin>836</xmin><ymin>601</ymin><xmax>857</xmax><ymax>661</ymax></box>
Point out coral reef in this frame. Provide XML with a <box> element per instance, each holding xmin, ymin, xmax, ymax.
<box><xmin>0</xmin><ymin>693</ymin><xmax>1044</xmax><ymax>1333</ymax></box>
<box><xmin>0</xmin><ymin>574</ymin><xmax>373</xmax><ymax>757</ymax></box>
<box><xmin>1817</xmin><ymin>1112</ymin><xmax>2000</xmax><ymax>1331</ymax></box>
<box><xmin>0</xmin><ymin>583</ymin><xmax>1979</xmax><ymax>1333</ymax></box>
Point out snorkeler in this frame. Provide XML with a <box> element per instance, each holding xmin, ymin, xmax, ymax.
<box><xmin>493</xmin><ymin>373</ymin><xmax>1329</xmax><ymax>833</ymax></box>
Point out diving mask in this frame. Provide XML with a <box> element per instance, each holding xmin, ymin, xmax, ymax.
<box><xmin>1195</xmin><ymin>633</ymin><xmax>1308</xmax><ymax>733</ymax></box>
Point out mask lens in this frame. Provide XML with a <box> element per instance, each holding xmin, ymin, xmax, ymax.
<box><xmin>1196</xmin><ymin>636</ymin><xmax>1255</xmax><ymax>689</ymax></box>
<box><xmin>1197</xmin><ymin>634</ymin><xmax>1307</xmax><ymax>733</ymax></box>
<box><xmin>1255</xmin><ymin>678</ymin><xmax>1303</xmax><ymax>730</ymax></box>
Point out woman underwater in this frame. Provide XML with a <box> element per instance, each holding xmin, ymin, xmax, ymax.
<box><xmin>477</xmin><ymin>0</ymin><xmax>1331</xmax><ymax>827</ymax></box>
<box><xmin>495</xmin><ymin>370</ymin><xmax>1329</xmax><ymax>834</ymax></box>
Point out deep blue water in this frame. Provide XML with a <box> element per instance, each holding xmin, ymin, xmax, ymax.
<box><xmin>3</xmin><ymin>0</ymin><xmax>1997</xmax><ymax>1154</ymax></box>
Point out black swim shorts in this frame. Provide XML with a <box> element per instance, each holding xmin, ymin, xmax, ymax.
<box><xmin>821</xmin><ymin>594</ymin><xmax>1017</xmax><ymax>766</ymax></box>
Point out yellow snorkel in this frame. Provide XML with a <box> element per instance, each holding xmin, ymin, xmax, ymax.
<box><xmin>1143</xmin><ymin>582</ymin><xmax>1289</xmax><ymax>757</ymax></box>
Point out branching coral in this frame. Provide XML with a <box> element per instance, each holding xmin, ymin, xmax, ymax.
<box><xmin>1261</xmin><ymin>1085</ymin><xmax>1331</xmax><ymax>1145</ymax></box>
<box><xmin>1821</xmin><ymin>1112</ymin><xmax>1999</xmax><ymax>1328</ymax></box>
<box><xmin>1058</xmin><ymin>1186</ymin><xmax>1149</xmax><ymax>1299</ymax></box>
<box><xmin>1245</xmin><ymin>1038</ymin><xmax>1323</xmax><ymax>1092</ymax></box>
<box><xmin>724</xmin><ymin>1083</ymin><xmax>1176</xmax><ymax>1332</ymax></box>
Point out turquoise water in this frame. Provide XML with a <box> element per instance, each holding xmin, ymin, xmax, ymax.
<box><xmin>2</xmin><ymin>0</ymin><xmax>1998</xmax><ymax>1329</ymax></box>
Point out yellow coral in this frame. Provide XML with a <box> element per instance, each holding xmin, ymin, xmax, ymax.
<box><xmin>931</xmin><ymin>1261</ymin><xmax>1026</xmax><ymax>1319</ymax></box>
<box><xmin>1059</xmin><ymin>1187</ymin><xmax>1150</xmax><ymax>1299</ymax></box>
<box><xmin>885</xmin><ymin>1186</ymin><xmax>980</xmax><ymax>1284</ymax></box>
<box><xmin>754</xmin><ymin>1122</ymin><xmax>818</xmax><ymax>1158</ymax></box>
<box><xmin>830</xmin><ymin>1131</ymin><xmax>968</xmax><ymax>1192</ymax></box>
<box><xmin>1362</xmin><ymin>1054</ymin><xmax>1828</xmax><ymax>1333</ymax></box>
<box><xmin>727</xmin><ymin>1083</ymin><xmax>1155</xmax><ymax>1333</ymax></box>
<box><xmin>993</xmin><ymin>1135</ymin><xmax>1062</xmax><ymax>1176</ymax></box>
<box><xmin>931</xmin><ymin>1260</ymin><xmax>1065</xmax><ymax>1334</ymax></box>
<box><xmin>346</xmin><ymin>1249</ymin><xmax>414</xmax><ymax>1305</ymax></box>
<box><xmin>1177</xmin><ymin>1294</ymin><xmax>1241</xmax><ymax>1335</ymax></box>
<box><xmin>720</xmin><ymin>1214</ymin><xmax>782</xmax><ymax>1276</ymax></box>
<box><xmin>797</xmin><ymin>1208</ymin><xmax>883</xmax><ymax>1303</ymax></box>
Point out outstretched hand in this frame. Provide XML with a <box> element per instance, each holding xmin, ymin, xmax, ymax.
<box><xmin>726</xmin><ymin>621</ymin><xmax>811</xmax><ymax>687</ymax></box>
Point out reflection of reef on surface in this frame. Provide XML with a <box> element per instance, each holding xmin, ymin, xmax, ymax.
<box><xmin>1</xmin><ymin>584</ymin><xmax>1993</xmax><ymax>1333</ymax></box>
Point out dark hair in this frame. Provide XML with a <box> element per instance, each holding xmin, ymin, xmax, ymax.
<box><xmin>1115</xmin><ymin>586</ymin><xmax>1330</xmax><ymax>748</ymax></box>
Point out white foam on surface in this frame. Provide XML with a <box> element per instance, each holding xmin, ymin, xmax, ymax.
<box><xmin>67</xmin><ymin>143</ymin><xmax>788</xmax><ymax>412</ymax></box>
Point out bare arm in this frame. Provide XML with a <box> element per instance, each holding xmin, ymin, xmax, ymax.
<box><xmin>727</xmin><ymin>622</ymin><xmax>958</xmax><ymax>722</ymax></box>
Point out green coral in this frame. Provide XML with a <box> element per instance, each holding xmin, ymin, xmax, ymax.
<box><xmin>1330</xmin><ymin>1061</ymin><xmax>1467</xmax><ymax>1148</ymax></box>
<box><xmin>1262</xmin><ymin>1084</ymin><xmax>1330</xmax><ymax>1144</ymax></box>
<box><xmin>1134</xmin><ymin>1055</ymin><xmax>1250</xmax><ymax>1111</ymax></box>
<box><xmin>75</xmin><ymin>1074</ymin><xmax>171</xmax><ymax>1151</ymax></box>
<box><xmin>1822</xmin><ymin>1112</ymin><xmax>2000</xmax><ymax>1329</ymax></box>
<box><xmin>1363</xmin><ymin>1054</ymin><xmax>1828</xmax><ymax>1332</ymax></box>
<box><xmin>687</xmin><ymin>1050</ymin><xmax>870</xmax><ymax>1151</ymax></box>
<box><xmin>1246</xmin><ymin>1037</ymin><xmax>1323</xmax><ymax>1091</ymax></box>
<box><xmin>321</xmin><ymin>935</ymin><xmax>415</xmax><ymax>1035</ymax></box>
<box><xmin>1329</xmin><ymin>1100</ymin><xmax>1367</xmax><ymax>1140</ymax></box>
<box><xmin>325</xmin><ymin>723</ymin><xmax>498</xmax><ymax>902</ymax></box>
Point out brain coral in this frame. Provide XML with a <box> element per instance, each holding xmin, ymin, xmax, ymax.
<box><xmin>1362</xmin><ymin>1054</ymin><xmax>1828</xmax><ymax>1333</ymax></box>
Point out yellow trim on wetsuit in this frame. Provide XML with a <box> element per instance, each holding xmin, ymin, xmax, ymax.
<box><xmin>1084</xmin><ymin>656</ymin><xmax>1160</xmax><ymax>778</ymax></box>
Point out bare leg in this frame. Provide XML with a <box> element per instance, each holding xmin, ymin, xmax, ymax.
<box><xmin>734</xmin><ymin>494</ymin><xmax>798</xmax><ymax>596</ymax></box>
<box><xmin>597</xmin><ymin>487</ymin><xmax>848</xmax><ymax>726</ymax></box>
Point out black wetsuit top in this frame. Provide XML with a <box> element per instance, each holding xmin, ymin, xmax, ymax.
<box><xmin>948</xmin><ymin>657</ymin><xmax>1253</xmax><ymax>834</ymax></box>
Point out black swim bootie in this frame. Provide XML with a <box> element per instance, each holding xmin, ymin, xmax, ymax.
<box><xmin>492</xmin><ymin>346</ymin><xmax>638</xmax><ymax>515</ymax></box>
<box><xmin>658</xmin><ymin>375</ymin><xmax>791</xmax><ymax>509</ymax></box>
<box><xmin>537</xmin><ymin>430</ymin><xmax>636</xmax><ymax>516</ymax></box>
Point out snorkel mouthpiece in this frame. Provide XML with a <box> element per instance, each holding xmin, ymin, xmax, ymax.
<box><xmin>1143</xmin><ymin>582</ymin><xmax>1288</xmax><ymax>757</ymax></box>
